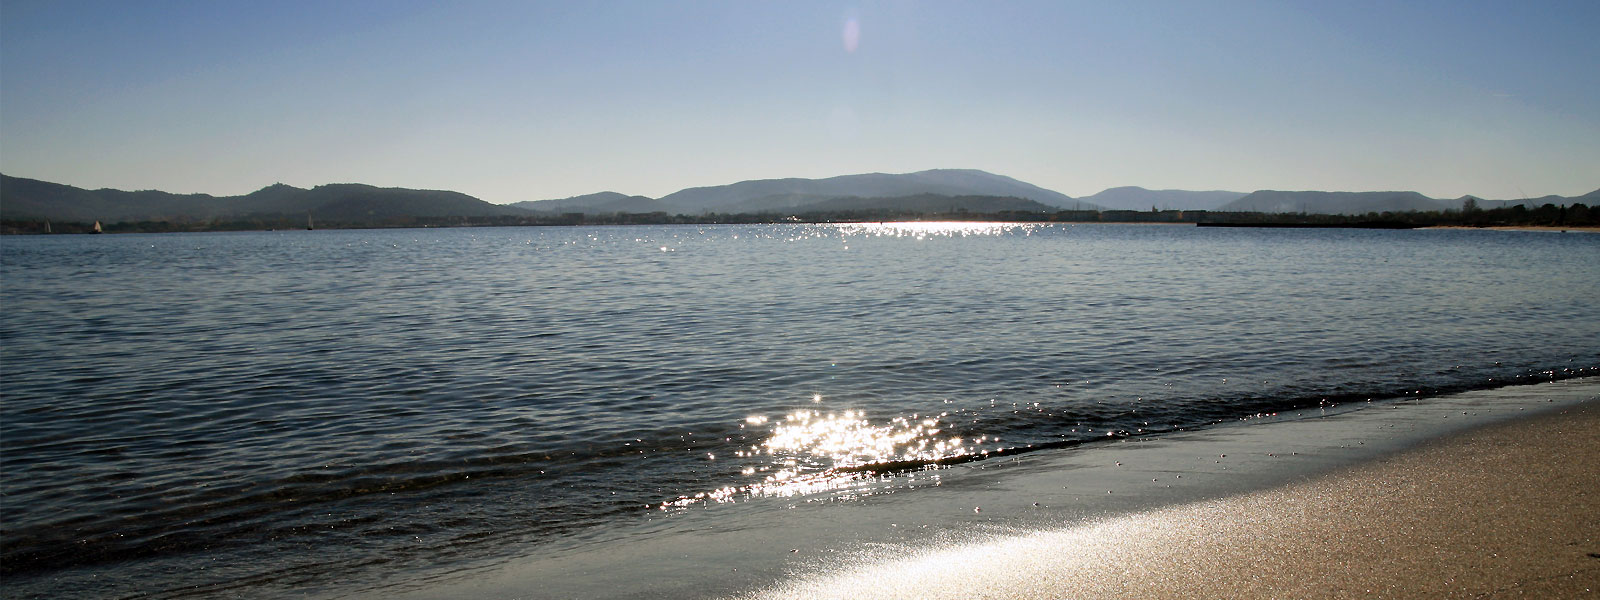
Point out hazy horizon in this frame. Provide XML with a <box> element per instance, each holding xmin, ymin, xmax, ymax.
<box><xmin>3</xmin><ymin>1</ymin><xmax>1596</xmax><ymax>204</ymax></box>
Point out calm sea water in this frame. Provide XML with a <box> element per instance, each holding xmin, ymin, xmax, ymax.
<box><xmin>3</xmin><ymin>223</ymin><xmax>1597</xmax><ymax>597</ymax></box>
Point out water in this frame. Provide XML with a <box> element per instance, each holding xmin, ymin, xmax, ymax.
<box><xmin>2</xmin><ymin>223</ymin><xmax>1597</xmax><ymax>597</ymax></box>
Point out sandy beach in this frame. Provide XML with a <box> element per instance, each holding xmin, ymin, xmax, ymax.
<box><xmin>742</xmin><ymin>398</ymin><xmax>1600</xmax><ymax>599</ymax></box>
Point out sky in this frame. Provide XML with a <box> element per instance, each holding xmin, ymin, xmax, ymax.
<box><xmin>2</xmin><ymin>0</ymin><xmax>1597</xmax><ymax>204</ymax></box>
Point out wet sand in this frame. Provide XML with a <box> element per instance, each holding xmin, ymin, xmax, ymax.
<box><xmin>742</xmin><ymin>399</ymin><xmax>1600</xmax><ymax>599</ymax></box>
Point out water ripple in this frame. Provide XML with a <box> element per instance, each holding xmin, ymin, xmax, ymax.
<box><xmin>1</xmin><ymin>225</ymin><xmax>1597</xmax><ymax>597</ymax></box>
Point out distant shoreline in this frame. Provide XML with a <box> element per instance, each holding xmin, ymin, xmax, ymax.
<box><xmin>1424</xmin><ymin>224</ymin><xmax>1600</xmax><ymax>233</ymax></box>
<box><xmin>7</xmin><ymin>216</ymin><xmax>1600</xmax><ymax>235</ymax></box>
<box><xmin>7</xmin><ymin>172</ymin><xmax>1595</xmax><ymax>235</ymax></box>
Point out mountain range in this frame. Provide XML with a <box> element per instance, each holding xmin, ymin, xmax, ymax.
<box><xmin>3</xmin><ymin>170</ymin><xmax>1596</xmax><ymax>227</ymax></box>
<box><xmin>515</xmin><ymin>176</ymin><xmax>1598</xmax><ymax>217</ymax></box>
<box><xmin>512</xmin><ymin>169</ymin><xmax>1098</xmax><ymax>214</ymax></box>
<box><xmin>1219</xmin><ymin>190</ymin><xmax>1443</xmax><ymax>214</ymax></box>
<box><xmin>1075</xmin><ymin>187</ymin><xmax>1248</xmax><ymax>211</ymax></box>
<box><xmin>1216</xmin><ymin>189</ymin><xmax>1599</xmax><ymax>215</ymax></box>
<box><xmin>0</xmin><ymin>175</ymin><xmax>526</xmax><ymax>224</ymax></box>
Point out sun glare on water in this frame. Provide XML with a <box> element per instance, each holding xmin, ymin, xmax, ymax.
<box><xmin>656</xmin><ymin>224</ymin><xmax>1039</xmax><ymax>510</ymax></box>
<box><xmin>831</xmin><ymin>221</ymin><xmax>1043</xmax><ymax>239</ymax></box>
<box><xmin>762</xmin><ymin>409</ymin><xmax>966</xmax><ymax>470</ymax></box>
<box><xmin>660</xmin><ymin>403</ymin><xmax>978</xmax><ymax>509</ymax></box>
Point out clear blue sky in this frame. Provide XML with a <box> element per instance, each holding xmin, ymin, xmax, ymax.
<box><xmin>3</xmin><ymin>0</ymin><xmax>1596</xmax><ymax>203</ymax></box>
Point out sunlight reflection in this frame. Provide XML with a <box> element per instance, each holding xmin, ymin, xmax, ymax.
<box><xmin>762</xmin><ymin>410</ymin><xmax>964</xmax><ymax>470</ymax></box>
<box><xmin>660</xmin><ymin>405</ymin><xmax>975</xmax><ymax>510</ymax></box>
<box><xmin>743</xmin><ymin>517</ymin><xmax>1151</xmax><ymax>599</ymax></box>
<box><xmin>830</xmin><ymin>222</ymin><xmax>1042</xmax><ymax>239</ymax></box>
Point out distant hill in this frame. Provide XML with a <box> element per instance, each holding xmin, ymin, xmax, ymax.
<box><xmin>513</xmin><ymin>192</ymin><xmax>668</xmax><ymax>214</ymax></box>
<box><xmin>248</xmin><ymin>184</ymin><xmax>526</xmax><ymax>220</ymax></box>
<box><xmin>1465</xmin><ymin>189</ymin><xmax>1600</xmax><ymax>210</ymax></box>
<box><xmin>0</xmin><ymin>174</ymin><xmax>529</xmax><ymax>224</ymax></box>
<box><xmin>508</xmin><ymin>169</ymin><xmax>1096</xmax><ymax>215</ymax></box>
<box><xmin>799</xmin><ymin>193</ymin><xmax>1058</xmax><ymax>214</ymax></box>
<box><xmin>654</xmin><ymin>169</ymin><xmax>1095</xmax><ymax>214</ymax></box>
<box><xmin>0</xmin><ymin>175</ymin><xmax>230</xmax><ymax>222</ymax></box>
<box><xmin>1079</xmin><ymin>186</ymin><xmax>1246</xmax><ymax>211</ymax></box>
<box><xmin>1219</xmin><ymin>191</ymin><xmax>1448</xmax><ymax>215</ymax></box>
<box><xmin>7</xmin><ymin>172</ymin><xmax>1594</xmax><ymax>229</ymax></box>
<box><xmin>1225</xmin><ymin>189</ymin><xmax>1600</xmax><ymax>215</ymax></box>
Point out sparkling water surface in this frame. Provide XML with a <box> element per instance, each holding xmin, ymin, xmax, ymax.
<box><xmin>2</xmin><ymin>223</ymin><xmax>1597</xmax><ymax>597</ymax></box>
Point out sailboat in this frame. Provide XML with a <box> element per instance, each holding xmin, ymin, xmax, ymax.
<box><xmin>44</xmin><ymin>220</ymin><xmax>52</xmax><ymax>234</ymax></box>
<box><xmin>90</xmin><ymin>221</ymin><xmax>103</xmax><ymax>234</ymax></box>
<box><xmin>306</xmin><ymin>212</ymin><xmax>314</xmax><ymax>231</ymax></box>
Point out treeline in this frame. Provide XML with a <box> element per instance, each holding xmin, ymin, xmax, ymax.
<box><xmin>1439</xmin><ymin>202</ymin><xmax>1594</xmax><ymax>227</ymax></box>
<box><xmin>3</xmin><ymin>202</ymin><xmax>1594</xmax><ymax>234</ymax></box>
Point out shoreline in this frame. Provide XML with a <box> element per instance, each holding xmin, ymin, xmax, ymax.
<box><xmin>376</xmin><ymin>378</ymin><xmax>1599</xmax><ymax>600</ymax></box>
<box><xmin>11</xmin><ymin>222</ymin><xmax>1600</xmax><ymax>236</ymax></box>
<box><xmin>1423</xmin><ymin>224</ymin><xmax>1600</xmax><ymax>233</ymax></box>
<box><xmin>741</xmin><ymin>397</ymin><xmax>1600</xmax><ymax>599</ymax></box>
